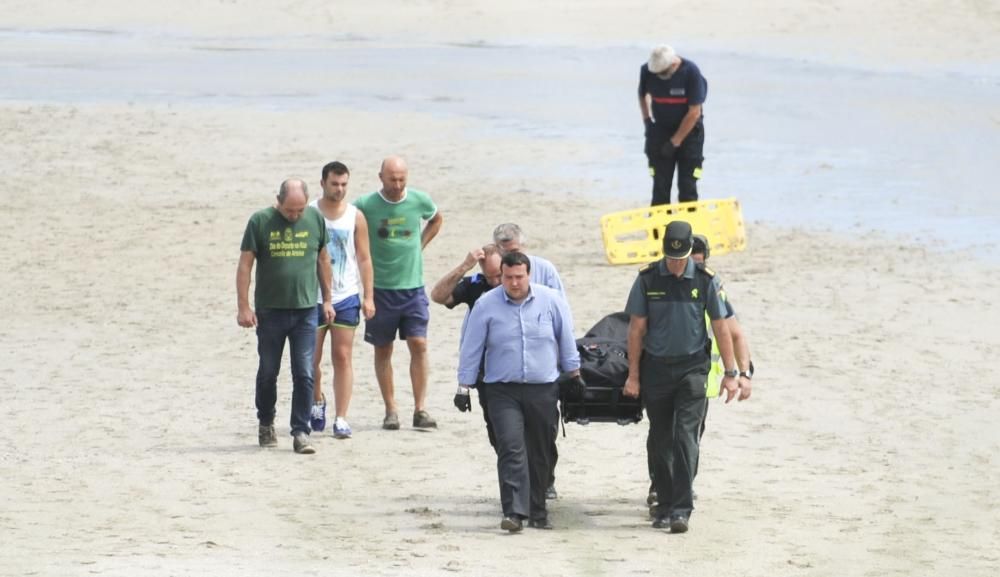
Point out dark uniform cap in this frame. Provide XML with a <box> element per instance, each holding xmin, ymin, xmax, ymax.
<box><xmin>692</xmin><ymin>234</ymin><xmax>710</xmax><ymax>259</ymax></box>
<box><xmin>662</xmin><ymin>221</ymin><xmax>693</xmax><ymax>259</ymax></box>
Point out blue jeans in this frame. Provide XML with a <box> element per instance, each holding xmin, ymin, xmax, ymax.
<box><xmin>255</xmin><ymin>307</ymin><xmax>318</xmax><ymax>435</ymax></box>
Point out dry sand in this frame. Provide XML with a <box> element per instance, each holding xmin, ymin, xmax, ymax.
<box><xmin>1</xmin><ymin>3</ymin><xmax>998</xmax><ymax>576</ymax></box>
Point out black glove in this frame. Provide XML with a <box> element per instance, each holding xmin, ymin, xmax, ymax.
<box><xmin>453</xmin><ymin>390</ymin><xmax>472</xmax><ymax>412</ymax></box>
<box><xmin>660</xmin><ymin>139</ymin><xmax>678</xmax><ymax>160</ymax></box>
<box><xmin>644</xmin><ymin>118</ymin><xmax>655</xmax><ymax>137</ymax></box>
<box><xmin>560</xmin><ymin>374</ymin><xmax>587</xmax><ymax>399</ymax></box>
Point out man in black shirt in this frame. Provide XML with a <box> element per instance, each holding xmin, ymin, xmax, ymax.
<box><xmin>430</xmin><ymin>244</ymin><xmax>503</xmax><ymax>312</ymax></box>
<box><xmin>430</xmin><ymin>244</ymin><xmax>503</xmax><ymax>446</ymax></box>
<box><xmin>638</xmin><ymin>44</ymin><xmax>709</xmax><ymax>206</ymax></box>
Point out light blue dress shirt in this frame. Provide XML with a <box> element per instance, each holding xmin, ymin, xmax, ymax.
<box><xmin>457</xmin><ymin>284</ymin><xmax>580</xmax><ymax>386</ymax></box>
<box><xmin>527</xmin><ymin>254</ymin><xmax>565</xmax><ymax>296</ymax></box>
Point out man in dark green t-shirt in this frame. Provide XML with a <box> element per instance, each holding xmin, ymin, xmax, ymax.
<box><xmin>237</xmin><ymin>178</ymin><xmax>333</xmax><ymax>455</ymax></box>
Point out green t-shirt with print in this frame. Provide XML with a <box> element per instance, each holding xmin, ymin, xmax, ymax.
<box><xmin>240</xmin><ymin>206</ymin><xmax>328</xmax><ymax>309</ymax></box>
<box><xmin>354</xmin><ymin>188</ymin><xmax>437</xmax><ymax>290</ymax></box>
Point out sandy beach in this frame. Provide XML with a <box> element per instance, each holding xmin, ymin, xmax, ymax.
<box><xmin>1</xmin><ymin>2</ymin><xmax>998</xmax><ymax>576</ymax></box>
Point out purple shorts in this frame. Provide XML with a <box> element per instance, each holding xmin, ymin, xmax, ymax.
<box><xmin>316</xmin><ymin>294</ymin><xmax>361</xmax><ymax>329</ymax></box>
<box><xmin>364</xmin><ymin>288</ymin><xmax>429</xmax><ymax>346</ymax></box>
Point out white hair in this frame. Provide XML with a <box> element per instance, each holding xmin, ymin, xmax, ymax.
<box><xmin>648</xmin><ymin>45</ymin><xmax>678</xmax><ymax>74</ymax></box>
<box><xmin>492</xmin><ymin>223</ymin><xmax>525</xmax><ymax>245</ymax></box>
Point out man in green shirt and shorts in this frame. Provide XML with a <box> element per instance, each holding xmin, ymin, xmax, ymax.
<box><xmin>355</xmin><ymin>156</ymin><xmax>444</xmax><ymax>430</ymax></box>
<box><xmin>237</xmin><ymin>178</ymin><xmax>333</xmax><ymax>454</ymax></box>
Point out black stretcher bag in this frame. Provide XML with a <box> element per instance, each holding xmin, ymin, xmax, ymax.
<box><xmin>559</xmin><ymin>313</ymin><xmax>643</xmax><ymax>425</ymax></box>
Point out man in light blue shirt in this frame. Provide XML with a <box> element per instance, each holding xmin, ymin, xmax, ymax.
<box><xmin>458</xmin><ymin>251</ymin><xmax>582</xmax><ymax>532</ymax></box>
<box><xmin>492</xmin><ymin>222</ymin><xmax>565</xmax><ymax>297</ymax></box>
<box><xmin>491</xmin><ymin>222</ymin><xmax>566</xmax><ymax>501</ymax></box>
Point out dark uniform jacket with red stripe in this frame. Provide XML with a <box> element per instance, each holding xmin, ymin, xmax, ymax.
<box><xmin>638</xmin><ymin>59</ymin><xmax>708</xmax><ymax>130</ymax></box>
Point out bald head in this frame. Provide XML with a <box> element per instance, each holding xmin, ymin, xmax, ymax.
<box><xmin>380</xmin><ymin>156</ymin><xmax>407</xmax><ymax>173</ymax></box>
<box><xmin>379</xmin><ymin>156</ymin><xmax>409</xmax><ymax>200</ymax></box>
<box><xmin>480</xmin><ymin>244</ymin><xmax>503</xmax><ymax>287</ymax></box>
<box><xmin>276</xmin><ymin>178</ymin><xmax>308</xmax><ymax>222</ymax></box>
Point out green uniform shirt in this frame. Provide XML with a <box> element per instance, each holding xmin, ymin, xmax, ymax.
<box><xmin>624</xmin><ymin>258</ymin><xmax>725</xmax><ymax>358</ymax></box>
<box><xmin>240</xmin><ymin>206</ymin><xmax>328</xmax><ymax>309</ymax></box>
<box><xmin>354</xmin><ymin>188</ymin><xmax>437</xmax><ymax>290</ymax></box>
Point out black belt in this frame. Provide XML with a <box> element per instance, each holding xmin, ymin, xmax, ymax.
<box><xmin>642</xmin><ymin>350</ymin><xmax>708</xmax><ymax>365</ymax></box>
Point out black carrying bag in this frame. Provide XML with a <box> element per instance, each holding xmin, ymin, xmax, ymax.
<box><xmin>583</xmin><ymin>311</ymin><xmax>630</xmax><ymax>341</ymax></box>
<box><xmin>559</xmin><ymin>313</ymin><xmax>643</xmax><ymax>426</ymax></box>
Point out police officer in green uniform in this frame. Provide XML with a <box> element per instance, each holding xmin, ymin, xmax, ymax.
<box><xmin>623</xmin><ymin>221</ymin><xmax>739</xmax><ymax>533</ymax></box>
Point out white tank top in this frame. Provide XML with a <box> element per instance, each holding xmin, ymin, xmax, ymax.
<box><xmin>311</xmin><ymin>200</ymin><xmax>360</xmax><ymax>304</ymax></box>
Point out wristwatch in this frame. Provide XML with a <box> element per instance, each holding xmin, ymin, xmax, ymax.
<box><xmin>724</xmin><ymin>369</ymin><xmax>739</xmax><ymax>378</ymax></box>
<box><xmin>739</xmin><ymin>361</ymin><xmax>755</xmax><ymax>380</ymax></box>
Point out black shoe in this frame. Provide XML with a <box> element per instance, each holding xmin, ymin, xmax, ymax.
<box><xmin>412</xmin><ymin>410</ymin><xmax>437</xmax><ymax>429</ymax></box>
<box><xmin>652</xmin><ymin>515</ymin><xmax>670</xmax><ymax>529</ymax></box>
<box><xmin>528</xmin><ymin>517</ymin><xmax>553</xmax><ymax>530</ymax></box>
<box><xmin>545</xmin><ymin>484</ymin><xmax>558</xmax><ymax>500</ymax></box>
<box><xmin>670</xmin><ymin>516</ymin><xmax>689</xmax><ymax>534</ymax></box>
<box><xmin>500</xmin><ymin>516</ymin><xmax>523</xmax><ymax>533</ymax></box>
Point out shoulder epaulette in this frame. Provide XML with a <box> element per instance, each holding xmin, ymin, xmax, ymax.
<box><xmin>696</xmin><ymin>262</ymin><xmax>715</xmax><ymax>277</ymax></box>
<box><xmin>638</xmin><ymin>261</ymin><xmax>658</xmax><ymax>274</ymax></box>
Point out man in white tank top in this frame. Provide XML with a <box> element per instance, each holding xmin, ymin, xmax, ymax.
<box><xmin>309</xmin><ymin>161</ymin><xmax>375</xmax><ymax>439</ymax></box>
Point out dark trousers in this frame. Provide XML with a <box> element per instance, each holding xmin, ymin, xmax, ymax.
<box><xmin>641</xmin><ymin>351</ymin><xmax>709</xmax><ymax>519</ymax></box>
<box><xmin>479</xmin><ymin>385</ymin><xmax>559</xmax><ymax>488</ymax></box>
<box><xmin>647</xmin><ymin>394</ymin><xmax>711</xmax><ymax>495</ymax></box>
<box><xmin>645</xmin><ymin>122</ymin><xmax>705</xmax><ymax>206</ymax></box>
<box><xmin>255</xmin><ymin>307</ymin><xmax>318</xmax><ymax>435</ymax></box>
<box><xmin>696</xmin><ymin>400</ymin><xmax>710</xmax><ymax>477</ymax></box>
<box><xmin>485</xmin><ymin>382</ymin><xmax>559</xmax><ymax>521</ymax></box>
<box><xmin>477</xmin><ymin>386</ymin><xmax>497</xmax><ymax>450</ymax></box>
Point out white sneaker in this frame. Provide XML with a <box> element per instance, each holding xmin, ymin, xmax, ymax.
<box><xmin>332</xmin><ymin>417</ymin><xmax>352</xmax><ymax>439</ymax></box>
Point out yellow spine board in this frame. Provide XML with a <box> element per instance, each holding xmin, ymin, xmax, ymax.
<box><xmin>600</xmin><ymin>198</ymin><xmax>746</xmax><ymax>265</ymax></box>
